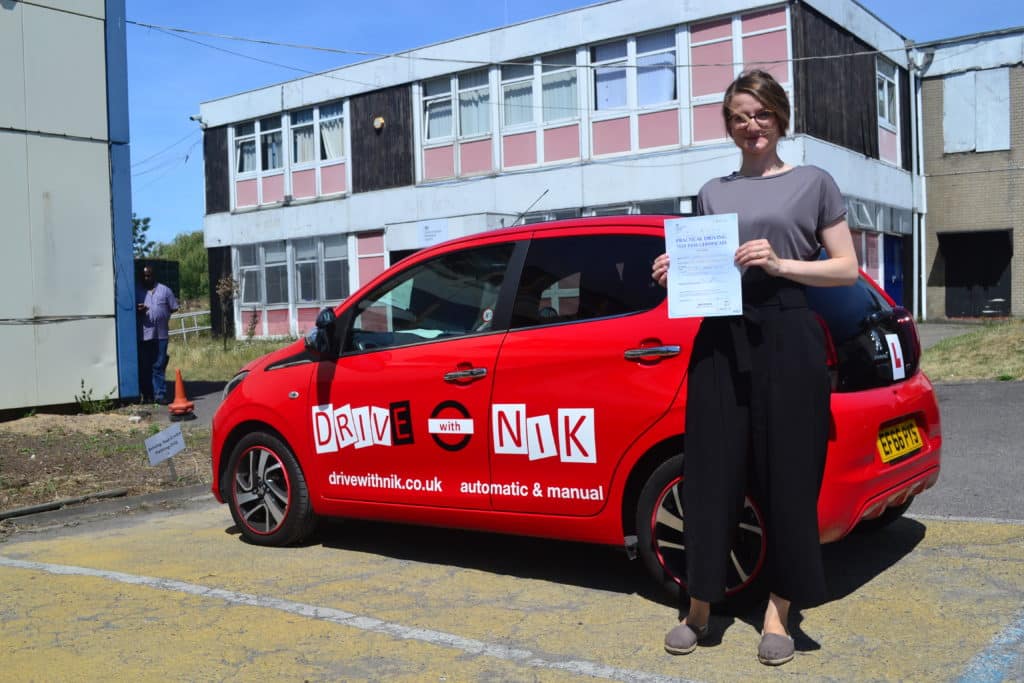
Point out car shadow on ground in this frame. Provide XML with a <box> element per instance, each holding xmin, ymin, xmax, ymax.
<box><xmin>300</xmin><ymin>514</ymin><xmax>926</xmax><ymax>620</ymax></box>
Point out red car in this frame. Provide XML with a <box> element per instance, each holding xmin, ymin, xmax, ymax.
<box><xmin>211</xmin><ymin>216</ymin><xmax>941</xmax><ymax>599</ymax></box>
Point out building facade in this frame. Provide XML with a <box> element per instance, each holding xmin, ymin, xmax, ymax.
<box><xmin>200</xmin><ymin>0</ymin><xmax>923</xmax><ymax>338</ymax></box>
<box><xmin>918</xmin><ymin>29</ymin><xmax>1024</xmax><ymax>318</ymax></box>
<box><xmin>0</xmin><ymin>0</ymin><xmax>136</xmax><ymax>410</ymax></box>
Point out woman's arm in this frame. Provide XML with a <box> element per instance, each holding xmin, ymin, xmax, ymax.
<box><xmin>735</xmin><ymin>217</ymin><xmax>859</xmax><ymax>287</ymax></box>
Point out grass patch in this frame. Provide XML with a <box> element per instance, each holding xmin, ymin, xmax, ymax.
<box><xmin>164</xmin><ymin>334</ymin><xmax>293</xmax><ymax>382</ymax></box>
<box><xmin>921</xmin><ymin>319</ymin><xmax>1024</xmax><ymax>382</ymax></box>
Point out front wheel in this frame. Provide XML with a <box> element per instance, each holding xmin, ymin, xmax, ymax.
<box><xmin>636</xmin><ymin>454</ymin><xmax>767</xmax><ymax>601</ymax></box>
<box><xmin>226</xmin><ymin>431</ymin><xmax>316</xmax><ymax>546</ymax></box>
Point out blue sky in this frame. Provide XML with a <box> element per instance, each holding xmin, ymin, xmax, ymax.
<box><xmin>125</xmin><ymin>0</ymin><xmax>1024</xmax><ymax>245</ymax></box>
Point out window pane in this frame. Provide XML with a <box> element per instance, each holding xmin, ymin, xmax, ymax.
<box><xmin>259</xmin><ymin>115</ymin><xmax>281</xmax><ymax>131</ymax></box>
<box><xmin>878</xmin><ymin>59</ymin><xmax>897</xmax><ymax>80</ymax></box>
<box><xmin>423</xmin><ymin>77</ymin><xmax>451</xmax><ymax>97</ymax></box>
<box><xmin>292</xmin><ymin>125</ymin><xmax>315</xmax><ymax>163</ymax></box>
<box><xmin>294</xmin><ymin>238</ymin><xmax>317</xmax><ymax>260</ymax></box>
<box><xmin>324</xmin><ymin>259</ymin><xmax>349</xmax><ymax>300</ymax></box>
<box><xmin>348</xmin><ymin>244</ymin><xmax>514</xmax><ymax>351</ymax></box>
<box><xmin>542</xmin><ymin>70</ymin><xmax>577</xmax><ymax>122</ymax></box>
<box><xmin>502</xmin><ymin>63</ymin><xmax>533</xmax><ymax>80</ymax></box>
<box><xmin>265</xmin><ymin>264</ymin><xmax>288</xmax><ymax>304</ymax></box>
<box><xmin>236</xmin><ymin>139</ymin><xmax>257</xmax><ymax>173</ymax></box>
<box><xmin>264</xmin><ymin>240</ymin><xmax>286</xmax><ymax>263</ymax></box>
<box><xmin>235</xmin><ymin>122</ymin><xmax>255</xmax><ymax>137</ymax></box>
<box><xmin>511</xmin><ymin>234</ymin><xmax>665</xmax><ymax>328</ymax></box>
<box><xmin>594</xmin><ymin>65</ymin><xmax>627</xmax><ymax>110</ymax></box>
<box><xmin>261</xmin><ymin>131</ymin><xmax>282</xmax><ymax>170</ymax></box>
<box><xmin>323</xmin><ymin>235</ymin><xmax>347</xmax><ymax>259</ymax></box>
<box><xmin>886</xmin><ymin>85</ymin><xmax>897</xmax><ymax>123</ymax></box>
<box><xmin>320</xmin><ymin>116</ymin><xmax>344</xmax><ymax>159</ymax></box>
<box><xmin>237</xmin><ymin>244</ymin><xmax>258</xmax><ymax>266</ymax></box>
<box><xmin>542</xmin><ymin>50</ymin><xmax>575</xmax><ymax>72</ymax></box>
<box><xmin>459</xmin><ymin>69</ymin><xmax>489</xmax><ymax>90</ymax></box>
<box><xmin>503</xmin><ymin>81</ymin><xmax>534</xmax><ymax>126</ymax></box>
<box><xmin>591</xmin><ymin>41</ymin><xmax>626</xmax><ymax>63</ymax></box>
<box><xmin>459</xmin><ymin>88</ymin><xmax>491</xmax><ymax>136</ymax></box>
<box><xmin>240</xmin><ymin>269</ymin><xmax>261</xmax><ymax>304</ymax></box>
<box><xmin>638</xmin><ymin>51</ymin><xmax>677</xmax><ymax>105</ymax></box>
<box><xmin>292</xmin><ymin>108</ymin><xmax>314</xmax><ymax>125</ymax></box>
<box><xmin>321</xmin><ymin>102</ymin><xmax>343</xmax><ymax>120</ymax></box>
<box><xmin>638</xmin><ymin>30</ymin><xmax>674</xmax><ymax>54</ymax></box>
<box><xmin>296</xmin><ymin>261</ymin><xmax>318</xmax><ymax>302</ymax></box>
<box><xmin>637</xmin><ymin>198</ymin><xmax>679</xmax><ymax>214</ymax></box>
<box><xmin>426</xmin><ymin>98</ymin><xmax>453</xmax><ymax>138</ymax></box>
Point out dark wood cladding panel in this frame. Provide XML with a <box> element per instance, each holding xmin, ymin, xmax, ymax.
<box><xmin>900</xmin><ymin>68</ymin><xmax>913</xmax><ymax>172</ymax></box>
<box><xmin>350</xmin><ymin>86</ymin><xmax>414</xmax><ymax>193</ymax></box>
<box><xmin>791</xmin><ymin>2</ymin><xmax>878</xmax><ymax>159</ymax></box>
<box><xmin>203</xmin><ymin>125</ymin><xmax>230</xmax><ymax>214</ymax></box>
<box><xmin>207</xmin><ymin>246</ymin><xmax>234</xmax><ymax>337</ymax></box>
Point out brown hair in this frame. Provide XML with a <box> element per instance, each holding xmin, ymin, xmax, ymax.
<box><xmin>722</xmin><ymin>69</ymin><xmax>791</xmax><ymax>136</ymax></box>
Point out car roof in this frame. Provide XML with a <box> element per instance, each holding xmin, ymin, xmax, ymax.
<box><xmin>439</xmin><ymin>214</ymin><xmax>679</xmax><ymax>250</ymax></box>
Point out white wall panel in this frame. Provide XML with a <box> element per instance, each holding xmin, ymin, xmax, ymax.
<box><xmin>0</xmin><ymin>326</ymin><xmax>41</xmax><ymax>410</ymax></box>
<box><xmin>27</xmin><ymin>136</ymin><xmax>114</xmax><ymax>316</ymax></box>
<box><xmin>32</xmin><ymin>318</ymin><xmax>118</xmax><ymax>408</ymax></box>
<box><xmin>0</xmin><ymin>132</ymin><xmax>35</xmax><ymax>320</ymax></box>
<box><xmin>32</xmin><ymin>0</ymin><xmax>104</xmax><ymax>20</ymax></box>
<box><xmin>23</xmin><ymin>3</ymin><xmax>107</xmax><ymax>139</ymax></box>
<box><xmin>0</xmin><ymin>3</ymin><xmax>27</xmax><ymax>130</ymax></box>
<box><xmin>975</xmin><ymin>68</ymin><xmax>1011</xmax><ymax>152</ymax></box>
<box><xmin>943</xmin><ymin>72</ymin><xmax>976</xmax><ymax>153</ymax></box>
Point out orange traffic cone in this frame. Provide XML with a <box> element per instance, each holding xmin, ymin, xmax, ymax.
<box><xmin>168</xmin><ymin>368</ymin><xmax>196</xmax><ymax>421</ymax></box>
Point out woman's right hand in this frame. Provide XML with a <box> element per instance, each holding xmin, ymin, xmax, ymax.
<box><xmin>652</xmin><ymin>253</ymin><xmax>670</xmax><ymax>288</ymax></box>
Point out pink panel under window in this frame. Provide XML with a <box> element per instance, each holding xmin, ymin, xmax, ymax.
<box><xmin>424</xmin><ymin>145</ymin><xmax>455</xmax><ymax>180</ymax></box>
<box><xmin>459</xmin><ymin>139</ymin><xmax>492</xmax><ymax>175</ymax></box>
<box><xmin>592</xmin><ymin>117</ymin><xmax>631</xmax><ymax>155</ymax></box>
<box><xmin>864</xmin><ymin>232</ymin><xmax>880</xmax><ymax>282</ymax></box>
<box><xmin>321</xmin><ymin>162</ymin><xmax>346</xmax><ymax>195</ymax></box>
<box><xmin>543</xmin><ymin>123</ymin><xmax>580</xmax><ymax>162</ymax></box>
<box><xmin>879</xmin><ymin>127</ymin><xmax>899</xmax><ymax>164</ymax></box>
<box><xmin>693</xmin><ymin>103</ymin><xmax>727</xmax><ymax>142</ymax></box>
<box><xmin>639</xmin><ymin>110</ymin><xmax>680</xmax><ymax>149</ymax></box>
<box><xmin>503</xmin><ymin>132</ymin><xmax>537</xmax><ymax>167</ymax></box>
<box><xmin>691</xmin><ymin>17</ymin><xmax>732</xmax><ymax>43</ymax></box>
<box><xmin>242</xmin><ymin>308</ymin><xmax>262</xmax><ymax>334</ymax></box>
<box><xmin>266</xmin><ymin>309</ymin><xmax>290</xmax><ymax>336</ymax></box>
<box><xmin>358</xmin><ymin>255</ymin><xmax>386</xmax><ymax>287</ymax></box>
<box><xmin>236</xmin><ymin>179</ymin><xmax>258</xmax><ymax>207</ymax></box>
<box><xmin>292</xmin><ymin>169</ymin><xmax>316</xmax><ymax>199</ymax></box>
<box><xmin>691</xmin><ymin>41</ymin><xmax>735</xmax><ymax>97</ymax></box>
<box><xmin>261</xmin><ymin>174</ymin><xmax>284</xmax><ymax>204</ymax></box>
<box><xmin>297</xmin><ymin>307</ymin><xmax>321</xmax><ymax>332</ymax></box>
<box><xmin>358</xmin><ymin>232</ymin><xmax>384</xmax><ymax>254</ymax></box>
<box><xmin>743</xmin><ymin>31</ymin><xmax>789</xmax><ymax>84</ymax></box>
<box><xmin>742</xmin><ymin>7</ymin><xmax>786</xmax><ymax>33</ymax></box>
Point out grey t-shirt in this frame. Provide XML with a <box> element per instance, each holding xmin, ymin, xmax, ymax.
<box><xmin>695</xmin><ymin>165</ymin><xmax>847</xmax><ymax>264</ymax></box>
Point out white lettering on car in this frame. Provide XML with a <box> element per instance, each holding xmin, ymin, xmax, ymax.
<box><xmin>313</xmin><ymin>403</ymin><xmax>406</xmax><ymax>454</ymax></box>
<box><xmin>491</xmin><ymin>404</ymin><xmax>597</xmax><ymax>464</ymax></box>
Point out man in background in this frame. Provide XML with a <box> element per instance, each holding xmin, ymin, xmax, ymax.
<box><xmin>136</xmin><ymin>265</ymin><xmax>178</xmax><ymax>404</ymax></box>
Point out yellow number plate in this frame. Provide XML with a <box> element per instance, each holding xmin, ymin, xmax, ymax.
<box><xmin>876</xmin><ymin>419</ymin><xmax>923</xmax><ymax>463</ymax></box>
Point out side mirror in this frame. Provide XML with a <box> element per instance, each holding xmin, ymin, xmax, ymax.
<box><xmin>304</xmin><ymin>307</ymin><xmax>339</xmax><ymax>357</ymax></box>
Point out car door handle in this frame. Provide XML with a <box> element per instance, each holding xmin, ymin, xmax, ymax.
<box><xmin>624</xmin><ymin>345</ymin><xmax>681</xmax><ymax>360</ymax></box>
<box><xmin>444</xmin><ymin>367</ymin><xmax>488</xmax><ymax>382</ymax></box>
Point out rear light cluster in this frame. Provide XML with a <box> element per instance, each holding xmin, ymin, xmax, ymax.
<box><xmin>831</xmin><ymin>305</ymin><xmax>921</xmax><ymax>392</ymax></box>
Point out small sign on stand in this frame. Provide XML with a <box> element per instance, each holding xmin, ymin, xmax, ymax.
<box><xmin>145</xmin><ymin>423</ymin><xmax>186</xmax><ymax>481</ymax></box>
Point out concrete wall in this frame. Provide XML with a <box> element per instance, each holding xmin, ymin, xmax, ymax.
<box><xmin>922</xmin><ymin>65</ymin><xmax>1024</xmax><ymax>318</ymax></box>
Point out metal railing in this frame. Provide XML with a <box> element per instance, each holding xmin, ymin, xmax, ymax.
<box><xmin>169</xmin><ymin>310</ymin><xmax>212</xmax><ymax>342</ymax></box>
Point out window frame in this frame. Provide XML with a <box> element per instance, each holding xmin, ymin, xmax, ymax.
<box><xmin>876</xmin><ymin>57</ymin><xmax>898</xmax><ymax>131</ymax></box>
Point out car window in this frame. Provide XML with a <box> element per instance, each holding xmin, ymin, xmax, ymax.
<box><xmin>511</xmin><ymin>234</ymin><xmax>666</xmax><ymax>329</ymax></box>
<box><xmin>806</xmin><ymin>276</ymin><xmax>890</xmax><ymax>344</ymax></box>
<box><xmin>345</xmin><ymin>243</ymin><xmax>515</xmax><ymax>352</ymax></box>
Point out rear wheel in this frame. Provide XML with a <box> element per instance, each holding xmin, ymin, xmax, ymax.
<box><xmin>227</xmin><ymin>431</ymin><xmax>316</xmax><ymax>546</ymax></box>
<box><xmin>636</xmin><ymin>454</ymin><xmax>767</xmax><ymax>601</ymax></box>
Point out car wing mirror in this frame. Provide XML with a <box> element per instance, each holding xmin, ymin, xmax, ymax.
<box><xmin>304</xmin><ymin>307</ymin><xmax>339</xmax><ymax>358</ymax></box>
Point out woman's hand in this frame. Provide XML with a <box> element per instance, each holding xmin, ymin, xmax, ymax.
<box><xmin>735</xmin><ymin>239</ymin><xmax>782</xmax><ymax>277</ymax></box>
<box><xmin>652</xmin><ymin>253</ymin><xmax>670</xmax><ymax>288</ymax></box>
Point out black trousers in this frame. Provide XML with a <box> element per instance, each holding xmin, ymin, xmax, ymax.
<box><xmin>681</xmin><ymin>281</ymin><xmax>830</xmax><ymax>607</ymax></box>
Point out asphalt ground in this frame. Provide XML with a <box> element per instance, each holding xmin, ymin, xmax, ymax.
<box><xmin>2</xmin><ymin>321</ymin><xmax>1020</xmax><ymax>681</ymax></box>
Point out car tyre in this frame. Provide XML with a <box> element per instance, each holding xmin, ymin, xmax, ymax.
<box><xmin>855</xmin><ymin>497</ymin><xmax>914</xmax><ymax>533</ymax></box>
<box><xmin>636</xmin><ymin>454</ymin><xmax>767</xmax><ymax>603</ymax></box>
<box><xmin>227</xmin><ymin>431</ymin><xmax>316</xmax><ymax>546</ymax></box>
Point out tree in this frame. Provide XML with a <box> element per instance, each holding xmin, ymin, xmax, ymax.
<box><xmin>152</xmin><ymin>230</ymin><xmax>208</xmax><ymax>302</ymax></box>
<box><xmin>215</xmin><ymin>275</ymin><xmax>239</xmax><ymax>350</ymax></box>
<box><xmin>132</xmin><ymin>214</ymin><xmax>155</xmax><ymax>257</ymax></box>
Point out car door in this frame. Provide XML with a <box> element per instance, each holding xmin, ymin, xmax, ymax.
<box><xmin>309</xmin><ymin>241</ymin><xmax>517</xmax><ymax>509</ymax></box>
<box><xmin>488</xmin><ymin>229</ymin><xmax>697</xmax><ymax>515</ymax></box>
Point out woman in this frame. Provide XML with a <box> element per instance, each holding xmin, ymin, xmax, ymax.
<box><xmin>651</xmin><ymin>69</ymin><xmax>857</xmax><ymax>666</ymax></box>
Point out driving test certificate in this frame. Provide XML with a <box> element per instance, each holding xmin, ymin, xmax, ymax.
<box><xmin>664</xmin><ymin>214</ymin><xmax>742</xmax><ymax>319</ymax></box>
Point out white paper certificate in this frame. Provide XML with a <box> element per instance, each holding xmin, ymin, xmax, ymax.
<box><xmin>664</xmin><ymin>214</ymin><xmax>742</xmax><ymax>319</ymax></box>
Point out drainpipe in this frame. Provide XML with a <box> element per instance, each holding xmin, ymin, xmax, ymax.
<box><xmin>908</xmin><ymin>43</ymin><xmax>929</xmax><ymax>321</ymax></box>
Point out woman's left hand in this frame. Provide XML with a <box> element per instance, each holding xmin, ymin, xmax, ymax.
<box><xmin>735</xmin><ymin>239</ymin><xmax>782</xmax><ymax>277</ymax></box>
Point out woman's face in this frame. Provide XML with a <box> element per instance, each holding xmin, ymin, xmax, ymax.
<box><xmin>726</xmin><ymin>92</ymin><xmax>779</xmax><ymax>156</ymax></box>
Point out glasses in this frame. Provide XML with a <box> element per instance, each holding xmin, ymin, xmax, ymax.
<box><xmin>728</xmin><ymin>109</ymin><xmax>775</xmax><ymax>128</ymax></box>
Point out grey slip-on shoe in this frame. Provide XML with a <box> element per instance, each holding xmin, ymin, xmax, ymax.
<box><xmin>664</xmin><ymin>621</ymin><xmax>710</xmax><ymax>655</ymax></box>
<box><xmin>757</xmin><ymin>631</ymin><xmax>795</xmax><ymax>666</ymax></box>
